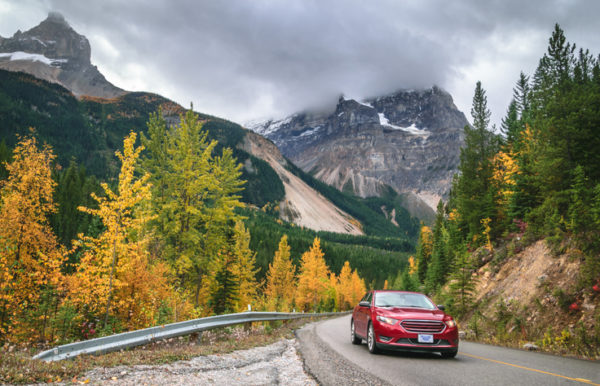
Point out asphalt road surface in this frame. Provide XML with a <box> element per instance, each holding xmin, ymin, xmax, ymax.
<box><xmin>314</xmin><ymin>315</ymin><xmax>600</xmax><ymax>386</ymax></box>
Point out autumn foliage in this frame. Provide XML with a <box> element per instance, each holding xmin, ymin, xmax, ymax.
<box><xmin>67</xmin><ymin>132</ymin><xmax>178</xmax><ymax>330</ymax></box>
<box><xmin>264</xmin><ymin>235</ymin><xmax>296</xmax><ymax>311</ymax></box>
<box><xmin>0</xmin><ymin>118</ymin><xmax>368</xmax><ymax>344</ymax></box>
<box><xmin>0</xmin><ymin>133</ymin><xmax>64</xmax><ymax>341</ymax></box>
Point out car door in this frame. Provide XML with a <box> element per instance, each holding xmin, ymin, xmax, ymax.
<box><xmin>356</xmin><ymin>291</ymin><xmax>372</xmax><ymax>337</ymax></box>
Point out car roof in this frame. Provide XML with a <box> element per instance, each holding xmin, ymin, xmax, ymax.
<box><xmin>372</xmin><ymin>290</ymin><xmax>424</xmax><ymax>294</ymax></box>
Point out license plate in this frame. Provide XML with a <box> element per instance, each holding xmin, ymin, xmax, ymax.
<box><xmin>418</xmin><ymin>334</ymin><xmax>434</xmax><ymax>343</ymax></box>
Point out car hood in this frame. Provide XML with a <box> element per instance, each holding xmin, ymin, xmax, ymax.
<box><xmin>375</xmin><ymin>307</ymin><xmax>445</xmax><ymax>320</ymax></box>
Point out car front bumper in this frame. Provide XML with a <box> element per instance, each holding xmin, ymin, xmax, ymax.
<box><xmin>375</xmin><ymin>339</ymin><xmax>458</xmax><ymax>353</ymax></box>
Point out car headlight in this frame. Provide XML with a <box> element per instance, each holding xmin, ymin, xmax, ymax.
<box><xmin>445</xmin><ymin>319</ymin><xmax>456</xmax><ymax>328</ymax></box>
<box><xmin>376</xmin><ymin>315</ymin><xmax>398</xmax><ymax>325</ymax></box>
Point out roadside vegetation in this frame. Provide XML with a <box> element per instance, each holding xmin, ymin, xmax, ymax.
<box><xmin>392</xmin><ymin>24</ymin><xmax>600</xmax><ymax>359</ymax></box>
<box><xmin>0</xmin><ymin>317</ymin><xmax>321</xmax><ymax>384</ymax></box>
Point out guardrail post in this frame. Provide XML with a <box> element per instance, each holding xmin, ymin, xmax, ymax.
<box><xmin>190</xmin><ymin>331</ymin><xmax>203</xmax><ymax>344</ymax></box>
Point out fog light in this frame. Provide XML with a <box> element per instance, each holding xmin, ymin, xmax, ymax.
<box><xmin>379</xmin><ymin>335</ymin><xmax>392</xmax><ymax>342</ymax></box>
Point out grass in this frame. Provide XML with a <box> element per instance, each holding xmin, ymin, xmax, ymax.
<box><xmin>0</xmin><ymin>317</ymin><xmax>324</xmax><ymax>384</ymax></box>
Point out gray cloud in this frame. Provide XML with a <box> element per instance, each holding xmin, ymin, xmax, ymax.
<box><xmin>1</xmin><ymin>0</ymin><xmax>599</xmax><ymax>126</ymax></box>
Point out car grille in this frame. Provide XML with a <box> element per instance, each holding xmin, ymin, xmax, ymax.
<box><xmin>397</xmin><ymin>338</ymin><xmax>451</xmax><ymax>345</ymax></box>
<box><xmin>400</xmin><ymin>320</ymin><xmax>445</xmax><ymax>333</ymax></box>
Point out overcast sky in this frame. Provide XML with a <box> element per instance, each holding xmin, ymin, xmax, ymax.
<box><xmin>1</xmin><ymin>0</ymin><xmax>599</xmax><ymax>128</ymax></box>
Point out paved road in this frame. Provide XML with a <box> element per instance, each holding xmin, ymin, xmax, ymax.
<box><xmin>314</xmin><ymin>315</ymin><xmax>600</xmax><ymax>386</ymax></box>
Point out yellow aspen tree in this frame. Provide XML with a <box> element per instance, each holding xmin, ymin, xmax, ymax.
<box><xmin>230</xmin><ymin>221</ymin><xmax>259</xmax><ymax>312</ymax></box>
<box><xmin>416</xmin><ymin>225</ymin><xmax>433</xmax><ymax>282</ymax></box>
<box><xmin>336</xmin><ymin>261</ymin><xmax>354</xmax><ymax>310</ymax></box>
<box><xmin>0</xmin><ymin>134</ymin><xmax>64</xmax><ymax>341</ymax></box>
<box><xmin>68</xmin><ymin>132</ymin><xmax>163</xmax><ymax>328</ymax></box>
<box><xmin>481</xmin><ymin>217</ymin><xmax>493</xmax><ymax>252</ymax></box>
<box><xmin>491</xmin><ymin>150</ymin><xmax>519</xmax><ymax>223</ymax></box>
<box><xmin>296</xmin><ymin>238</ymin><xmax>331</xmax><ymax>312</ymax></box>
<box><xmin>408</xmin><ymin>256</ymin><xmax>418</xmax><ymax>275</ymax></box>
<box><xmin>264</xmin><ymin>235</ymin><xmax>296</xmax><ymax>311</ymax></box>
<box><xmin>350</xmin><ymin>269</ymin><xmax>367</xmax><ymax>306</ymax></box>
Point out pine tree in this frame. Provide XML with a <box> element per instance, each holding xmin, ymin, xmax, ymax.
<box><xmin>454</xmin><ymin>81</ymin><xmax>499</xmax><ymax>241</ymax></box>
<box><xmin>207</xmin><ymin>251</ymin><xmax>239</xmax><ymax>315</ymax></box>
<box><xmin>448</xmin><ymin>250</ymin><xmax>477</xmax><ymax>318</ymax></box>
<box><xmin>424</xmin><ymin>201</ymin><xmax>448</xmax><ymax>292</ymax></box>
<box><xmin>393</xmin><ymin>267</ymin><xmax>419</xmax><ymax>292</ymax></box>
<box><xmin>500</xmin><ymin>100</ymin><xmax>519</xmax><ymax>147</ymax></box>
<box><xmin>0</xmin><ymin>139</ymin><xmax>11</xmax><ymax>180</ymax></box>
<box><xmin>140</xmin><ymin>110</ymin><xmax>170</xmax><ymax>209</ymax></box>
<box><xmin>51</xmin><ymin>161</ymin><xmax>99</xmax><ymax>252</ymax></box>
<box><xmin>513</xmin><ymin>72</ymin><xmax>531</xmax><ymax>126</ymax></box>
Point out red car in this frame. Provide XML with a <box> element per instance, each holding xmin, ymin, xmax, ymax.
<box><xmin>350</xmin><ymin>290</ymin><xmax>459</xmax><ymax>358</ymax></box>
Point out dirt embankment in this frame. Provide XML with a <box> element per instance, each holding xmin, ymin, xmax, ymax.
<box><xmin>463</xmin><ymin>239</ymin><xmax>599</xmax><ymax>358</ymax></box>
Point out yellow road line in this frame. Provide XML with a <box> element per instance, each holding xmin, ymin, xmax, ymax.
<box><xmin>460</xmin><ymin>352</ymin><xmax>599</xmax><ymax>386</ymax></box>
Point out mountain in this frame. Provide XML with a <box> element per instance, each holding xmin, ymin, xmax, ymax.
<box><xmin>249</xmin><ymin>87</ymin><xmax>468</xmax><ymax>214</ymax></box>
<box><xmin>0</xmin><ymin>12</ymin><xmax>124</xmax><ymax>98</ymax></box>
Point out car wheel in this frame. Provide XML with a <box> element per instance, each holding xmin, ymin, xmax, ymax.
<box><xmin>367</xmin><ymin>322</ymin><xmax>379</xmax><ymax>354</ymax></box>
<box><xmin>441</xmin><ymin>349</ymin><xmax>458</xmax><ymax>358</ymax></box>
<box><xmin>351</xmin><ymin>319</ymin><xmax>362</xmax><ymax>345</ymax></box>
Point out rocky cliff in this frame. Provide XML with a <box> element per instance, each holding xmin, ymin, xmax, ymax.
<box><xmin>249</xmin><ymin>87</ymin><xmax>468</xmax><ymax>211</ymax></box>
<box><xmin>0</xmin><ymin>12</ymin><xmax>124</xmax><ymax>98</ymax></box>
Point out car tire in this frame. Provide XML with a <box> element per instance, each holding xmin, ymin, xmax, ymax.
<box><xmin>367</xmin><ymin>322</ymin><xmax>379</xmax><ymax>354</ymax></box>
<box><xmin>441</xmin><ymin>349</ymin><xmax>458</xmax><ymax>358</ymax></box>
<box><xmin>351</xmin><ymin>319</ymin><xmax>362</xmax><ymax>345</ymax></box>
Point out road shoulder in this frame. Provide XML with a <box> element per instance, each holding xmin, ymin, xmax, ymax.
<box><xmin>295</xmin><ymin>318</ymin><xmax>391</xmax><ymax>386</ymax></box>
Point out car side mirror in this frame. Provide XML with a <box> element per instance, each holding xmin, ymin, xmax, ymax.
<box><xmin>359</xmin><ymin>301</ymin><xmax>371</xmax><ymax>308</ymax></box>
<box><xmin>437</xmin><ymin>304</ymin><xmax>445</xmax><ymax>311</ymax></box>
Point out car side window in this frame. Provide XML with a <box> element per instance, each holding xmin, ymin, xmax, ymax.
<box><xmin>360</xmin><ymin>293</ymin><xmax>369</xmax><ymax>302</ymax></box>
<box><xmin>365</xmin><ymin>292</ymin><xmax>372</xmax><ymax>304</ymax></box>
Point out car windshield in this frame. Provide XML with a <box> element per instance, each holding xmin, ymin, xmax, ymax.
<box><xmin>374</xmin><ymin>292</ymin><xmax>435</xmax><ymax>310</ymax></box>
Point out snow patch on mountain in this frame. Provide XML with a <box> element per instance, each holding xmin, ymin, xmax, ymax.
<box><xmin>377</xmin><ymin>113</ymin><xmax>428</xmax><ymax>135</ymax></box>
<box><xmin>246</xmin><ymin>116</ymin><xmax>293</xmax><ymax>136</ymax></box>
<box><xmin>0</xmin><ymin>51</ymin><xmax>67</xmax><ymax>66</ymax></box>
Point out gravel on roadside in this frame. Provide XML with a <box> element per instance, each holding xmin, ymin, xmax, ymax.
<box><xmin>295</xmin><ymin>321</ymin><xmax>391</xmax><ymax>386</ymax></box>
<box><xmin>82</xmin><ymin>339</ymin><xmax>315</xmax><ymax>385</ymax></box>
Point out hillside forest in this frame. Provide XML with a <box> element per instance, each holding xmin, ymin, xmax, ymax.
<box><xmin>396</xmin><ymin>25</ymin><xmax>600</xmax><ymax>357</ymax></box>
<box><xmin>0</xmin><ymin>108</ymin><xmax>375</xmax><ymax>344</ymax></box>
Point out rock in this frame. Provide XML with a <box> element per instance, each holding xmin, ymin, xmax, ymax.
<box><xmin>458</xmin><ymin>330</ymin><xmax>466</xmax><ymax>339</ymax></box>
<box><xmin>537</xmin><ymin>274</ymin><xmax>548</xmax><ymax>283</ymax></box>
<box><xmin>523</xmin><ymin>343</ymin><xmax>539</xmax><ymax>351</ymax></box>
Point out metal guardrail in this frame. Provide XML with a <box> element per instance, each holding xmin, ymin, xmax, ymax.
<box><xmin>33</xmin><ymin>311</ymin><xmax>349</xmax><ymax>362</ymax></box>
